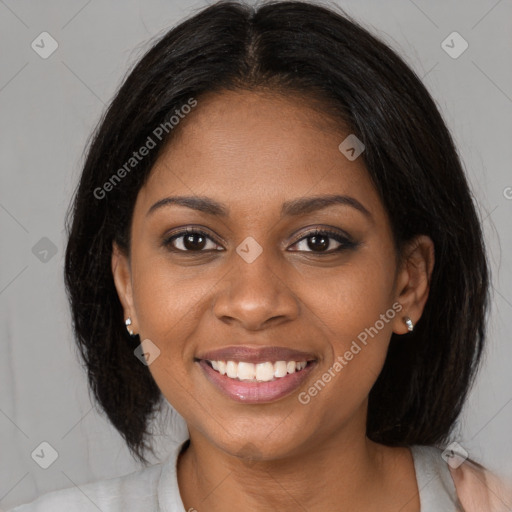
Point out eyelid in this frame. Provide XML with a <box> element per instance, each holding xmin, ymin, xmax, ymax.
<box><xmin>288</xmin><ymin>228</ymin><xmax>357</xmax><ymax>253</ymax></box>
<box><xmin>289</xmin><ymin>226</ymin><xmax>355</xmax><ymax>246</ymax></box>
<box><xmin>163</xmin><ymin>225</ymin><xmax>357</xmax><ymax>253</ymax></box>
<box><xmin>163</xmin><ymin>227</ymin><xmax>223</xmax><ymax>251</ymax></box>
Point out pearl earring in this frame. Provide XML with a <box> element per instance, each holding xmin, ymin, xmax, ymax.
<box><xmin>125</xmin><ymin>317</ymin><xmax>134</xmax><ymax>335</ymax></box>
<box><xmin>403</xmin><ymin>316</ymin><xmax>414</xmax><ymax>332</ymax></box>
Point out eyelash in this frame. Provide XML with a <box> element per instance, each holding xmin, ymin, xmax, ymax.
<box><xmin>163</xmin><ymin>227</ymin><xmax>358</xmax><ymax>254</ymax></box>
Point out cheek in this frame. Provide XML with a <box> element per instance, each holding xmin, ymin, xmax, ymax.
<box><xmin>300</xmin><ymin>246</ymin><xmax>396</xmax><ymax>345</ymax></box>
<box><xmin>130</xmin><ymin>253</ymin><xmax>213</xmax><ymax>358</ymax></box>
<box><xmin>129</xmin><ymin>271</ymin><xmax>222</xmax><ymax>430</ymax></box>
<box><xmin>299</xmin><ymin>282</ymin><xmax>396</xmax><ymax>424</ymax></box>
<box><xmin>129</xmin><ymin>260</ymin><xmax>209</xmax><ymax>409</ymax></box>
<box><xmin>303</xmin><ymin>247</ymin><xmax>396</xmax><ymax>391</ymax></box>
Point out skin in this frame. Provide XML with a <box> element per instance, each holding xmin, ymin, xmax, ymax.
<box><xmin>112</xmin><ymin>89</ymin><xmax>435</xmax><ymax>511</ymax></box>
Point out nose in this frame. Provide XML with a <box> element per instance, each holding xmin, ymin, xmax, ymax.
<box><xmin>212</xmin><ymin>247</ymin><xmax>300</xmax><ymax>331</ymax></box>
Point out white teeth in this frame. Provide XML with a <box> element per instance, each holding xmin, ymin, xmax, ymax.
<box><xmin>226</xmin><ymin>361</ymin><xmax>237</xmax><ymax>379</ymax></box>
<box><xmin>256</xmin><ymin>362</ymin><xmax>274</xmax><ymax>382</ymax></box>
<box><xmin>237</xmin><ymin>362</ymin><xmax>255</xmax><ymax>380</ymax></box>
<box><xmin>274</xmin><ymin>360</ymin><xmax>288</xmax><ymax>378</ymax></box>
<box><xmin>207</xmin><ymin>359</ymin><xmax>309</xmax><ymax>381</ymax></box>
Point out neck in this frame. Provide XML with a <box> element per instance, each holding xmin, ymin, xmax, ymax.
<box><xmin>176</xmin><ymin>419</ymin><xmax>415</xmax><ymax>511</ymax></box>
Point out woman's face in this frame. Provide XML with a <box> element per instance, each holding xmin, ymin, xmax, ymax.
<box><xmin>112</xmin><ymin>89</ymin><xmax>430</xmax><ymax>460</ymax></box>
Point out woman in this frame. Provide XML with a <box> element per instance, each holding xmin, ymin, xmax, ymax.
<box><xmin>9</xmin><ymin>1</ymin><xmax>512</xmax><ymax>510</ymax></box>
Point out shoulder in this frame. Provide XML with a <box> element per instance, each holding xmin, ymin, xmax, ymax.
<box><xmin>409</xmin><ymin>444</ymin><xmax>512</xmax><ymax>511</ymax></box>
<box><xmin>448</xmin><ymin>458</ymin><xmax>512</xmax><ymax>512</ymax></box>
<box><xmin>7</xmin><ymin>461</ymin><xmax>163</xmax><ymax>512</ymax></box>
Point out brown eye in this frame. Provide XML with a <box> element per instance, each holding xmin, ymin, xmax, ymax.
<box><xmin>290</xmin><ymin>229</ymin><xmax>358</xmax><ymax>253</ymax></box>
<box><xmin>163</xmin><ymin>228</ymin><xmax>223</xmax><ymax>252</ymax></box>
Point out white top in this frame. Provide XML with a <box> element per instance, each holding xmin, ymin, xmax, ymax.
<box><xmin>8</xmin><ymin>441</ymin><xmax>463</xmax><ymax>511</ymax></box>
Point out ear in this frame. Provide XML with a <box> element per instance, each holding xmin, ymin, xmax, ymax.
<box><xmin>392</xmin><ymin>235</ymin><xmax>435</xmax><ymax>335</ymax></box>
<box><xmin>111</xmin><ymin>241</ymin><xmax>138</xmax><ymax>335</ymax></box>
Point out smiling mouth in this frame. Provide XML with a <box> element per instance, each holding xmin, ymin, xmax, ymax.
<box><xmin>203</xmin><ymin>359</ymin><xmax>312</xmax><ymax>382</ymax></box>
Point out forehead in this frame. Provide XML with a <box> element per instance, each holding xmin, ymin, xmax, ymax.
<box><xmin>136</xmin><ymin>89</ymin><xmax>383</xmax><ymax>220</ymax></box>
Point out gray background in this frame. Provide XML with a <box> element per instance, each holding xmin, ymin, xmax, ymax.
<box><xmin>1</xmin><ymin>0</ymin><xmax>511</xmax><ymax>509</ymax></box>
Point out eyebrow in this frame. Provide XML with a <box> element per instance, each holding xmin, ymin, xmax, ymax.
<box><xmin>147</xmin><ymin>194</ymin><xmax>372</xmax><ymax>220</ymax></box>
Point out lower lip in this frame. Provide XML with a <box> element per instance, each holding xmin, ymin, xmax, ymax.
<box><xmin>198</xmin><ymin>359</ymin><xmax>316</xmax><ymax>404</ymax></box>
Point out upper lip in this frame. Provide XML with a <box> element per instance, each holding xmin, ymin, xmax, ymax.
<box><xmin>196</xmin><ymin>345</ymin><xmax>317</xmax><ymax>364</ymax></box>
